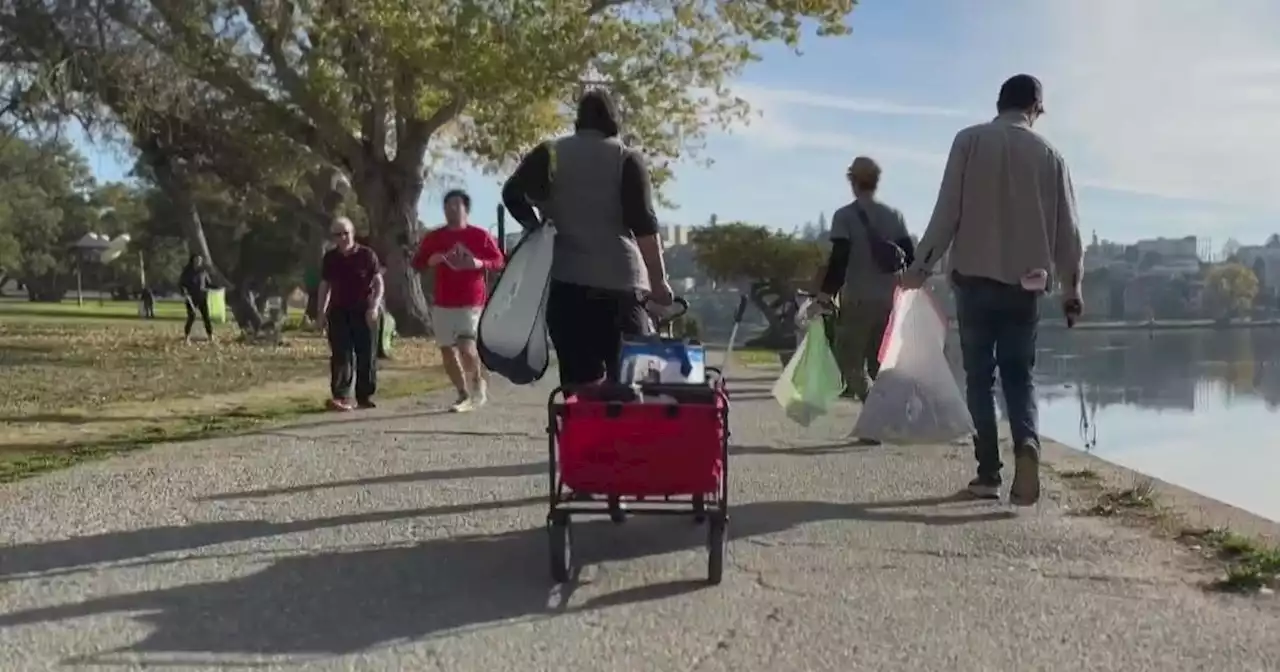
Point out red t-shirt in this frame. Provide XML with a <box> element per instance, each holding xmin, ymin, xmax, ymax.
<box><xmin>411</xmin><ymin>224</ymin><xmax>505</xmax><ymax>308</ymax></box>
<box><xmin>321</xmin><ymin>245</ymin><xmax>382</xmax><ymax>310</ymax></box>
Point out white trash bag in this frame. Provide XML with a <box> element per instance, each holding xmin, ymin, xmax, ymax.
<box><xmin>477</xmin><ymin>222</ymin><xmax>555</xmax><ymax>385</ymax></box>
<box><xmin>851</xmin><ymin>288</ymin><xmax>974</xmax><ymax>444</ymax></box>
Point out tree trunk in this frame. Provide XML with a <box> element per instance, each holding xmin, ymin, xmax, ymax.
<box><xmin>355</xmin><ymin>165</ymin><xmax>432</xmax><ymax>337</ymax></box>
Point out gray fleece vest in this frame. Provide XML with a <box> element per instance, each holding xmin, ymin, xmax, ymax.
<box><xmin>546</xmin><ymin>132</ymin><xmax>648</xmax><ymax>292</ymax></box>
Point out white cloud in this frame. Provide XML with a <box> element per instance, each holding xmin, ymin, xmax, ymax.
<box><xmin>725</xmin><ymin>84</ymin><xmax>952</xmax><ymax>170</ymax></box>
<box><xmin>1036</xmin><ymin>0</ymin><xmax>1280</xmax><ymax>212</ymax></box>
<box><xmin>733</xmin><ymin>83</ymin><xmax>975</xmax><ymax>119</ymax></box>
<box><xmin>730</xmin><ymin>110</ymin><xmax>947</xmax><ymax>168</ymax></box>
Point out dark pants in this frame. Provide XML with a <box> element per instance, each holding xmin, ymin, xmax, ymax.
<box><xmin>953</xmin><ymin>272</ymin><xmax>1039</xmax><ymax>479</ymax></box>
<box><xmin>184</xmin><ymin>294</ymin><xmax>213</xmax><ymax>337</ymax></box>
<box><xmin>327</xmin><ymin>306</ymin><xmax>377</xmax><ymax>401</ymax></box>
<box><xmin>545</xmin><ymin>281</ymin><xmax>650</xmax><ymax>386</ymax></box>
<box><xmin>833</xmin><ymin>297</ymin><xmax>893</xmax><ymax>401</ymax></box>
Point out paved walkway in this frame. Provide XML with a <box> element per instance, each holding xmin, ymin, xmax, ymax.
<box><xmin>1</xmin><ymin>370</ymin><xmax>1277</xmax><ymax>671</ymax></box>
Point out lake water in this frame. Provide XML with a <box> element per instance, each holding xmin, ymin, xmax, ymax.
<box><xmin>946</xmin><ymin>329</ymin><xmax>1280</xmax><ymax>522</ymax></box>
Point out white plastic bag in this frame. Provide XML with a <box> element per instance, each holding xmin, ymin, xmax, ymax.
<box><xmin>851</xmin><ymin>288</ymin><xmax>974</xmax><ymax>443</ymax></box>
<box><xmin>477</xmin><ymin>223</ymin><xmax>554</xmax><ymax>384</ymax></box>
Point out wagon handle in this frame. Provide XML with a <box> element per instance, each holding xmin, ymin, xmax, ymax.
<box><xmin>647</xmin><ymin>296</ymin><xmax>690</xmax><ymax>330</ymax></box>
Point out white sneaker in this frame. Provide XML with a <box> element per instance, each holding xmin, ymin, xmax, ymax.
<box><xmin>472</xmin><ymin>378</ymin><xmax>488</xmax><ymax>407</ymax></box>
<box><xmin>450</xmin><ymin>397</ymin><xmax>475</xmax><ymax>413</ymax></box>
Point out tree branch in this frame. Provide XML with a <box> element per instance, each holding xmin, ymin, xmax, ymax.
<box><xmin>393</xmin><ymin>93</ymin><xmax>466</xmax><ymax>173</ymax></box>
<box><xmin>235</xmin><ymin>0</ymin><xmax>360</xmax><ymax>161</ymax></box>
<box><xmin>124</xmin><ymin>0</ymin><xmax>356</xmax><ymax>166</ymax></box>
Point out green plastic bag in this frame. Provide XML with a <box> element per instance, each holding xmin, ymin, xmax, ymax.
<box><xmin>379</xmin><ymin>310</ymin><xmax>396</xmax><ymax>356</ymax></box>
<box><xmin>771</xmin><ymin>319</ymin><xmax>845</xmax><ymax>426</ymax></box>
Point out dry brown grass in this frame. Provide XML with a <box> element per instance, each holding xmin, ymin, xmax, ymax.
<box><xmin>0</xmin><ymin>312</ymin><xmax>446</xmax><ymax>480</ymax></box>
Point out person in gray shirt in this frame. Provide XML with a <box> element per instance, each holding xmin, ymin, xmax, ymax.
<box><xmin>501</xmin><ymin>89</ymin><xmax>675</xmax><ymax>387</ymax></box>
<box><xmin>817</xmin><ymin>156</ymin><xmax>914</xmax><ymax>424</ymax></box>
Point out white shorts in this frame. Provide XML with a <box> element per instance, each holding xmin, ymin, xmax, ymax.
<box><xmin>433</xmin><ymin>306</ymin><xmax>482</xmax><ymax>347</ymax></box>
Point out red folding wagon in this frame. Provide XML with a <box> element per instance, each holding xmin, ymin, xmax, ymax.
<box><xmin>543</xmin><ymin>297</ymin><xmax>747</xmax><ymax>585</ymax></box>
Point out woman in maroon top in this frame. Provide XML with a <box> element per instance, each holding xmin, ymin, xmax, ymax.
<box><xmin>318</xmin><ymin>217</ymin><xmax>384</xmax><ymax>411</ymax></box>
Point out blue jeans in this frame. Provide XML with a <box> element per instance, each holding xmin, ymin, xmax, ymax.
<box><xmin>952</xmin><ymin>272</ymin><xmax>1040</xmax><ymax>479</ymax></box>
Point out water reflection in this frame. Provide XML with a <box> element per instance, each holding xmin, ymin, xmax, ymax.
<box><xmin>945</xmin><ymin>329</ymin><xmax>1280</xmax><ymax>522</ymax></box>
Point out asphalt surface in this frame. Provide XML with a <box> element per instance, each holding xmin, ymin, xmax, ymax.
<box><xmin>2</xmin><ymin>370</ymin><xmax>1278</xmax><ymax>671</ymax></box>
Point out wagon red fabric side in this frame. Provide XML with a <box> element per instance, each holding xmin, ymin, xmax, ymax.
<box><xmin>555</xmin><ymin>396</ymin><xmax>726</xmax><ymax>497</ymax></box>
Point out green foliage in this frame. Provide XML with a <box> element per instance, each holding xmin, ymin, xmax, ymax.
<box><xmin>1</xmin><ymin>0</ymin><xmax>857</xmax><ymax>196</ymax></box>
<box><xmin>2</xmin><ymin>0</ymin><xmax>859</xmax><ymax>329</ymax></box>
<box><xmin>690</xmin><ymin>222</ymin><xmax>826</xmax><ymax>286</ymax></box>
<box><xmin>674</xmin><ymin>313</ymin><xmax>702</xmax><ymax>340</ymax></box>
<box><xmin>1203</xmin><ymin>263</ymin><xmax>1259</xmax><ymax>319</ymax></box>
<box><xmin>0</xmin><ymin>136</ymin><xmax>100</xmax><ymax>297</ymax></box>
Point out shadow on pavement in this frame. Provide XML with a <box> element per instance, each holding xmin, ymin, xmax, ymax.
<box><xmin>268</xmin><ymin>409</ymin><xmax>454</xmax><ymax>433</ymax></box>
<box><xmin>0</xmin><ymin>496</ymin><xmax>542</xmax><ymax>580</ymax></box>
<box><xmin>0</xmin><ymin>496</ymin><xmax>1014</xmax><ymax>661</ymax></box>
<box><xmin>382</xmin><ymin>429</ymin><xmax>542</xmax><ymax>439</ymax></box>
<box><xmin>731</xmin><ymin>442</ymin><xmax>872</xmax><ymax>456</ymax></box>
<box><xmin>725</xmin><ymin>374</ymin><xmax>780</xmax><ymax>384</ymax></box>
<box><xmin>725</xmin><ymin>391</ymin><xmax>776</xmax><ymax>402</ymax></box>
<box><xmin>197</xmin><ymin>461</ymin><xmax>547</xmax><ymax>501</ymax></box>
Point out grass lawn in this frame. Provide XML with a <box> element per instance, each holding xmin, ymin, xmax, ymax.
<box><xmin>733</xmin><ymin>348</ymin><xmax>785</xmax><ymax>367</ymax></box>
<box><xmin>0</xmin><ymin>296</ymin><xmax>192</xmax><ymax>321</ymax></box>
<box><xmin>0</xmin><ymin>299</ymin><xmax>447</xmax><ymax>482</ymax></box>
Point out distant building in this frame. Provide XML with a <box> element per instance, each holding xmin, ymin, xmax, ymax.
<box><xmin>659</xmin><ymin>224</ymin><xmax>690</xmax><ymax>247</ymax></box>
<box><xmin>1084</xmin><ymin>231</ymin><xmax>1127</xmax><ymax>271</ymax></box>
<box><xmin>1132</xmin><ymin>235</ymin><xmax>1198</xmax><ymax>260</ymax></box>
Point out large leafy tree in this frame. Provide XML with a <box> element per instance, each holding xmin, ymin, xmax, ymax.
<box><xmin>0</xmin><ymin>134</ymin><xmax>101</xmax><ymax>300</ymax></box>
<box><xmin>690</xmin><ymin>222</ymin><xmax>826</xmax><ymax>346</ymax></box>
<box><xmin>2</xmin><ymin>0</ymin><xmax>856</xmax><ymax>335</ymax></box>
<box><xmin>1</xmin><ymin>3</ymin><xmax>357</xmax><ymax>325</ymax></box>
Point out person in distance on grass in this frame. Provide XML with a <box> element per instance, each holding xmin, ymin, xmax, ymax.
<box><xmin>901</xmin><ymin>74</ymin><xmax>1084</xmax><ymax>505</ymax></box>
<box><xmin>179</xmin><ymin>253</ymin><xmax>215</xmax><ymax>344</ymax></box>
<box><xmin>318</xmin><ymin>216</ymin><xmax>384</xmax><ymax>412</ymax></box>
<box><xmin>411</xmin><ymin>188</ymin><xmax>505</xmax><ymax>413</ymax></box>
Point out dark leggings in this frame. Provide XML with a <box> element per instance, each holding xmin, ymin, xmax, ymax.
<box><xmin>545</xmin><ymin>281</ymin><xmax>651</xmax><ymax>386</ymax></box>
<box><xmin>184</xmin><ymin>294</ymin><xmax>213</xmax><ymax>338</ymax></box>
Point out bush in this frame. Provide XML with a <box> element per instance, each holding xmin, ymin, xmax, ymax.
<box><xmin>675</xmin><ymin>313</ymin><xmax>702</xmax><ymax>340</ymax></box>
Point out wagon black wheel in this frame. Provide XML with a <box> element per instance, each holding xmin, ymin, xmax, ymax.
<box><xmin>693</xmin><ymin>495</ymin><xmax>706</xmax><ymax>524</ymax></box>
<box><xmin>608</xmin><ymin>497</ymin><xmax>627</xmax><ymax>525</ymax></box>
<box><xmin>548</xmin><ymin>514</ymin><xmax>572</xmax><ymax>583</ymax></box>
<box><xmin>707</xmin><ymin>514</ymin><xmax>727</xmax><ymax>585</ymax></box>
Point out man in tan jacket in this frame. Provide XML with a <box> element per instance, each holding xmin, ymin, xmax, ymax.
<box><xmin>903</xmin><ymin>74</ymin><xmax>1084</xmax><ymax>506</ymax></box>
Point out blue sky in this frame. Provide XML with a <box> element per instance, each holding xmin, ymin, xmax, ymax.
<box><xmin>76</xmin><ymin>0</ymin><xmax>1280</xmax><ymax>254</ymax></box>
